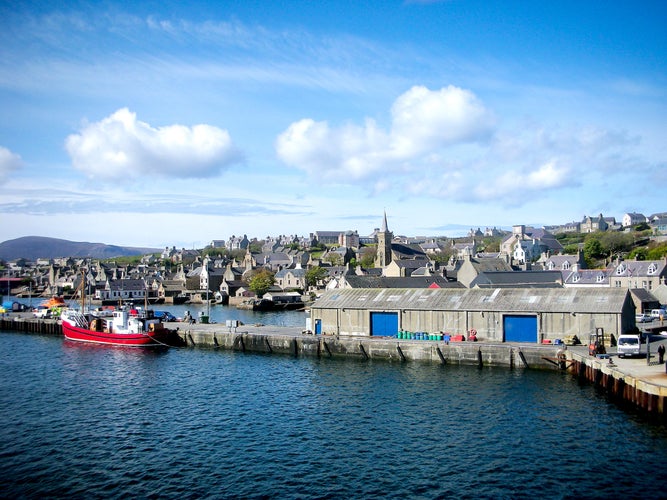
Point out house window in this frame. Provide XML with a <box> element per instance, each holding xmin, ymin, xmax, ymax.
<box><xmin>596</xmin><ymin>274</ymin><xmax>605</xmax><ymax>283</ymax></box>
<box><xmin>642</xmin><ymin>280</ymin><xmax>648</xmax><ymax>289</ymax></box>
<box><xmin>648</xmin><ymin>263</ymin><xmax>657</xmax><ymax>274</ymax></box>
<box><xmin>614</xmin><ymin>280</ymin><xmax>621</xmax><ymax>287</ymax></box>
<box><xmin>572</xmin><ymin>274</ymin><xmax>580</xmax><ymax>283</ymax></box>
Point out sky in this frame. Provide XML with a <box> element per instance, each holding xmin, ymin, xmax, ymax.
<box><xmin>1</xmin><ymin>0</ymin><xmax>666</xmax><ymax>249</ymax></box>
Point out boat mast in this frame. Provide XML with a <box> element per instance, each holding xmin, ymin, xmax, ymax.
<box><xmin>80</xmin><ymin>269</ymin><xmax>85</xmax><ymax>312</ymax></box>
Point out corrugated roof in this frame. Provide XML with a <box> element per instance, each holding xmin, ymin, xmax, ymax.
<box><xmin>312</xmin><ymin>287</ymin><xmax>629</xmax><ymax>314</ymax></box>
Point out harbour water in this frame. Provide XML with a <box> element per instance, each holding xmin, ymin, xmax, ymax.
<box><xmin>158</xmin><ymin>302</ymin><xmax>308</xmax><ymax>328</ymax></box>
<box><xmin>1</xmin><ymin>329</ymin><xmax>666</xmax><ymax>499</ymax></box>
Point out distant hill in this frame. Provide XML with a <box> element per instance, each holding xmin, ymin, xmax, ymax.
<box><xmin>0</xmin><ymin>236</ymin><xmax>160</xmax><ymax>261</ymax></box>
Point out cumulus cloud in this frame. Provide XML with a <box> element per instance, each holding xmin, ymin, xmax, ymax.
<box><xmin>473</xmin><ymin>160</ymin><xmax>572</xmax><ymax>201</ymax></box>
<box><xmin>276</xmin><ymin>84</ymin><xmax>645</xmax><ymax>207</ymax></box>
<box><xmin>389</xmin><ymin>85</ymin><xmax>495</xmax><ymax>156</ymax></box>
<box><xmin>0</xmin><ymin>146</ymin><xmax>23</xmax><ymax>184</ymax></box>
<box><xmin>276</xmin><ymin>85</ymin><xmax>495</xmax><ymax>181</ymax></box>
<box><xmin>65</xmin><ymin>108</ymin><xmax>243</xmax><ymax>181</ymax></box>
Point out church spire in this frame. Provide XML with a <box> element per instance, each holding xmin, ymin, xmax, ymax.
<box><xmin>375</xmin><ymin>210</ymin><xmax>393</xmax><ymax>269</ymax></box>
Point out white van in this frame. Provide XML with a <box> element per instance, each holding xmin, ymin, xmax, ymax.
<box><xmin>617</xmin><ymin>334</ymin><xmax>642</xmax><ymax>358</ymax></box>
<box><xmin>650</xmin><ymin>308</ymin><xmax>666</xmax><ymax>320</ymax></box>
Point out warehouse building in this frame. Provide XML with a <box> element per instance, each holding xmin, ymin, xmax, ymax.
<box><xmin>310</xmin><ymin>287</ymin><xmax>634</xmax><ymax>343</ymax></box>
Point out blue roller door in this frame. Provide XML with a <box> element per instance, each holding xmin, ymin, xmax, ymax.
<box><xmin>370</xmin><ymin>312</ymin><xmax>398</xmax><ymax>337</ymax></box>
<box><xmin>503</xmin><ymin>315</ymin><xmax>537</xmax><ymax>342</ymax></box>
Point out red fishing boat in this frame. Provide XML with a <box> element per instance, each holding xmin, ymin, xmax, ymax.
<box><xmin>60</xmin><ymin>307</ymin><xmax>179</xmax><ymax>347</ymax></box>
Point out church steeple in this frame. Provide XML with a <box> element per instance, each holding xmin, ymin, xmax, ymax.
<box><xmin>375</xmin><ymin>211</ymin><xmax>393</xmax><ymax>268</ymax></box>
<box><xmin>380</xmin><ymin>210</ymin><xmax>389</xmax><ymax>233</ymax></box>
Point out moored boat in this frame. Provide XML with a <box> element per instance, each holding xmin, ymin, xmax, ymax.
<box><xmin>60</xmin><ymin>307</ymin><xmax>180</xmax><ymax>347</ymax></box>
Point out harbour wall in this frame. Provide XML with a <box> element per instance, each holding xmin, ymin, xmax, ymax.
<box><xmin>2</xmin><ymin>316</ymin><xmax>666</xmax><ymax>419</ymax></box>
<box><xmin>181</xmin><ymin>326</ymin><xmax>562</xmax><ymax>370</ymax></box>
<box><xmin>569</xmin><ymin>350</ymin><xmax>667</xmax><ymax>418</ymax></box>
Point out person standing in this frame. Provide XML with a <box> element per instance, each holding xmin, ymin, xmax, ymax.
<box><xmin>658</xmin><ymin>344</ymin><xmax>665</xmax><ymax>364</ymax></box>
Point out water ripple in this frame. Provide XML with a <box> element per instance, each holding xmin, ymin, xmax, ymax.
<box><xmin>1</xmin><ymin>331</ymin><xmax>666</xmax><ymax>498</ymax></box>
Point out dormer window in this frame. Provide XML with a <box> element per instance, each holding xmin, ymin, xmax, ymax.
<box><xmin>648</xmin><ymin>263</ymin><xmax>657</xmax><ymax>274</ymax></box>
<box><xmin>572</xmin><ymin>273</ymin><xmax>581</xmax><ymax>283</ymax></box>
<box><xmin>596</xmin><ymin>274</ymin><xmax>605</xmax><ymax>283</ymax></box>
<box><xmin>563</xmin><ymin>261</ymin><xmax>570</xmax><ymax>270</ymax></box>
<box><xmin>616</xmin><ymin>263</ymin><xmax>627</xmax><ymax>275</ymax></box>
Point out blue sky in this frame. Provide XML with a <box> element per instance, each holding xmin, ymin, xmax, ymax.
<box><xmin>1</xmin><ymin>0</ymin><xmax>665</xmax><ymax>248</ymax></box>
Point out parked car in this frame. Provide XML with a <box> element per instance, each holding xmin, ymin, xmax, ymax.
<box><xmin>635</xmin><ymin>313</ymin><xmax>653</xmax><ymax>323</ymax></box>
<box><xmin>153</xmin><ymin>310</ymin><xmax>177</xmax><ymax>322</ymax></box>
<box><xmin>33</xmin><ymin>306</ymin><xmax>52</xmax><ymax>318</ymax></box>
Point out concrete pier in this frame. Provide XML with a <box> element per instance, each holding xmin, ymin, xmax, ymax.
<box><xmin>568</xmin><ymin>346</ymin><xmax>667</xmax><ymax>418</ymax></box>
<box><xmin>3</xmin><ymin>315</ymin><xmax>667</xmax><ymax>419</ymax></box>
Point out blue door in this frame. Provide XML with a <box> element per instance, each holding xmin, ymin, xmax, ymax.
<box><xmin>370</xmin><ymin>312</ymin><xmax>398</xmax><ymax>337</ymax></box>
<box><xmin>503</xmin><ymin>315</ymin><xmax>537</xmax><ymax>342</ymax></box>
<box><xmin>314</xmin><ymin>319</ymin><xmax>322</xmax><ymax>335</ymax></box>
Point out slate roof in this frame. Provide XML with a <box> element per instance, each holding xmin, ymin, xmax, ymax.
<box><xmin>470</xmin><ymin>271</ymin><xmax>563</xmax><ymax>288</ymax></box>
<box><xmin>343</xmin><ymin>275</ymin><xmax>461</xmax><ymax>289</ymax></box>
<box><xmin>610</xmin><ymin>259</ymin><xmax>667</xmax><ymax>278</ymax></box>
<box><xmin>563</xmin><ymin>269</ymin><xmax>609</xmax><ymax>286</ymax></box>
<box><xmin>391</xmin><ymin>243</ymin><xmax>428</xmax><ymax>260</ymax></box>
<box><xmin>275</xmin><ymin>268</ymin><xmax>306</xmax><ymax>278</ymax></box>
<box><xmin>312</xmin><ymin>287</ymin><xmax>630</xmax><ymax>314</ymax></box>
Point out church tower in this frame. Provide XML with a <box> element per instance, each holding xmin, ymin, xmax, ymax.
<box><xmin>375</xmin><ymin>211</ymin><xmax>393</xmax><ymax>268</ymax></box>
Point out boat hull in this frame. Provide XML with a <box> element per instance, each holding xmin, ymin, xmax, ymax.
<box><xmin>62</xmin><ymin>321</ymin><xmax>172</xmax><ymax>347</ymax></box>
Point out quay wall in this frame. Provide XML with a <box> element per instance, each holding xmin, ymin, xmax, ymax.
<box><xmin>3</xmin><ymin>316</ymin><xmax>667</xmax><ymax>419</ymax></box>
<box><xmin>569</xmin><ymin>350</ymin><xmax>667</xmax><ymax>418</ymax></box>
<box><xmin>0</xmin><ymin>315</ymin><xmax>562</xmax><ymax>369</ymax></box>
<box><xmin>148</xmin><ymin>326</ymin><xmax>566</xmax><ymax>370</ymax></box>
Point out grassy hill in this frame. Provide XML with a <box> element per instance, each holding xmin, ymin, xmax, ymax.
<box><xmin>0</xmin><ymin>236</ymin><xmax>159</xmax><ymax>261</ymax></box>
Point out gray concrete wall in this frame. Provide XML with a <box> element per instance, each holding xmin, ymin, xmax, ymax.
<box><xmin>180</xmin><ymin>327</ymin><xmax>563</xmax><ymax>370</ymax></box>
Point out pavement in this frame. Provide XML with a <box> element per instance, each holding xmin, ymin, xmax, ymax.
<box><xmin>569</xmin><ymin>334</ymin><xmax>667</xmax><ymax>388</ymax></box>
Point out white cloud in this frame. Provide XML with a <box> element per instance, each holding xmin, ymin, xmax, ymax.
<box><xmin>0</xmin><ymin>146</ymin><xmax>23</xmax><ymax>184</ymax></box>
<box><xmin>276</xmin><ymin>85</ymin><xmax>495</xmax><ymax>181</ymax></box>
<box><xmin>473</xmin><ymin>160</ymin><xmax>571</xmax><ymax>201</ymax></box>
<box><xmin>65</xmin><ymin>108</ymin><xmax>243</xmax><ymax>181</ymax></box>
<box><xmin>389</xmin><ymin>85</ymin><xmax>495</xmax><ymax>156</ymax></box>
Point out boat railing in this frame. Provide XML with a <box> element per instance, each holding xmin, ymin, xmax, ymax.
<box><xmin>65</xmin><ymin>309</ymin><xmax>89</xmax><ymax>329</ymax></box>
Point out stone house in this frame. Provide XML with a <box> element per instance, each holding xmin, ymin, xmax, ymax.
<box><xmin>453</xmin><ymin>252</ymin><xmax>514</xmax><ymax>288</ymax></box>
<box><xmin>622</xmin><ymin>213</ymin><xmax>647</xmax><ymax>228</ymax></box>
<box><xmin>275</xmin><ymin>267</ymin><xmax>307</xmax><ymax>291</ymax></box>
<box><xmin>608</xmin><ymin>258</ymin><xmax>667</xmax><ymax>291</ymax></box>
<box><xmin>500</xmin><ymin>225</ymin><xmax>563</xmax><ymax>264</ymax></box>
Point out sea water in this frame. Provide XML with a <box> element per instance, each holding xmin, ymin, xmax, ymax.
<box><xmin>1</xmin><ymin>330</ymin><xmax>666</xmax><ymax>499</ymax></box>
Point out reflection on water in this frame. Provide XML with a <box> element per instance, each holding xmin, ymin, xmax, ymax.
<box><xmin>1</xmin><ymin>330</ymin><xmax>666</xmax><ymax>498</ymax></box>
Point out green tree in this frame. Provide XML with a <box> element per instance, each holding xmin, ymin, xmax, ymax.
<box><xmin>246</xmin><ymin>269</ymin><xmax>275</xmax><ymax>297</ymax></box>
<box><xmin>627</xmin><ymin>247</ymin><xmax>648</xmax><ymax>260</ymax></box>
<box><xmin>305</xmin><ymin>266</ymin><xmax>329</xmax><ymax>288</ymax></box>
<box><xmin>325</xmin><ymin>252</ymin><xmax>343</xmax><ymax>266</ymax></box>
<box><xmin>583</xmin><ymin>237</ymin><xmax>604</xmax><ymax>262</ymax></box>
<box><xmin>647</xmin><ymin>242</ymin><xmax>667</xmax><ymax>260</ymax></box>
<box><xmin>599</xmin><ymin>231</ymin><xmax>634</xmax><ymax>257</ymax></box>
<box><xmin>359</xmin><ymin>246</ymin><xmax>376</xmax><ymax>268</ymax></box>
<box><xmin>562</xmin><ymin>244</ymin><xmax>580</xmax><ymax>255</ymax></box>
